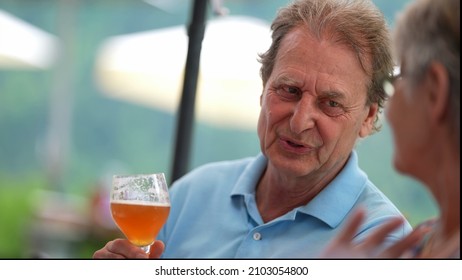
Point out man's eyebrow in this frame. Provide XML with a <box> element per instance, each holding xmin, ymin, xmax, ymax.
<box><xmin>319</xmin><ymin>91</ymin><xmax>346</xmax><ymax>100</ymax></box>
<box><xmin>274</xmin><ymin>75</ymin><xmax>300</xmax><ymax>86</ymax></box>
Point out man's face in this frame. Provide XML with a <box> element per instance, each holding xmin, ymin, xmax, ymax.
<box><xmin>257</xmin><ymin>26</ymin><xmax>377</xmax><ymax>180</ymax></box>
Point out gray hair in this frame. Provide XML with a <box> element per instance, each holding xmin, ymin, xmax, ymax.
<box><xmin>393</xmin><ymin>0</ymin><xmax>460</xmax><ymax>148</ymax></box>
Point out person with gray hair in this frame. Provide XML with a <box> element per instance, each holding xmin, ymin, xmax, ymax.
<box><xmin>94</xmin><ymin>0</ymin><xmax>411</xmax><ymax>259</ymax></box>
<box><xmin>321</xmin><ymin>0</ymin><xmax>460</xmax><ymax>258</ymax></box>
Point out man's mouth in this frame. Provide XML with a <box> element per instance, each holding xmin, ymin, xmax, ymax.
<box><xmin>286</xmin><ymin>140</ymin><xmax>305</xmax><ymax>148</ymax></box>
<box><xmin>278</xmin><ymin>137</ymin><xmax>314</xmax><ymax>153</ymax></box>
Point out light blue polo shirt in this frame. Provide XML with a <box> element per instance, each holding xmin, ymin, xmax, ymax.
<box><xmin>157</xmin><ymin>151</ymin><xmax>411</xmax><ymax>258</ymax></box>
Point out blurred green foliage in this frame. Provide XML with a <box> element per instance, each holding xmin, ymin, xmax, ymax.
<box><xmin>0</xmin><ymin>174</ymin><xmax>44</xmax><ymax>257</ymax></box>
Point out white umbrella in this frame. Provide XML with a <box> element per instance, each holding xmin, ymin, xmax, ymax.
<box><xmin>0</xmin><ymin>9</ymin><xmax>59</xmax><ymax>69</ymax></box>
<box><xmin>94</xmin><ymin>15</ymin><xmax>271</xmax><ymax>130</ymax></box>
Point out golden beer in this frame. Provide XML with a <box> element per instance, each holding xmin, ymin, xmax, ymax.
<box><xmin>110</xmin><ymin>200</ymin><xmax>170</xmax><ymax>247</ymax></box>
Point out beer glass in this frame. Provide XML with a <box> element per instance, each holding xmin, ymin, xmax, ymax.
<box><xmin>110</xmin><ymin>173</ymin><xmax>170</xmax><ymax>254</ymax></box>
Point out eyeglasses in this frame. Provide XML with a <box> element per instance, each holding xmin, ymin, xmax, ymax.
<box><xmin>382</xmin><ymin>66</ymin><xmax>401</xmax><ymax>97</ymax></box>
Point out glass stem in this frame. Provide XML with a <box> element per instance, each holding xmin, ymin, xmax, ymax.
<box><xmin>140</xmin><ymin>245</ymin><xmax>150</xmax><ymax>255</ymax></box>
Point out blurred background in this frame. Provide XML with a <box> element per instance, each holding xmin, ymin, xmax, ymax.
<box><xmin>0</xmin><ymin>0</ymin><xmax>437</xmax><ymax>258</ymax></box>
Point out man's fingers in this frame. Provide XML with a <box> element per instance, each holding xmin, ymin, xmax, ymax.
<box><xmin>93</xmin><ymin>239</ymin><xmax>129</xmax><ymax>259</ymax></box>
<box><xmin>93</xmin><ymin>248</ymin><xmax>126</xmax><ymax>259</ymax></box>
<box><xmin>149</xmin><ymin>240</ymin><xmax>165</xmax><ymax>258</ymax></box>
<box><xmin>99</xmin><ymin>239</ymin><xmax>149</xmax><ymax>259</ymax></box>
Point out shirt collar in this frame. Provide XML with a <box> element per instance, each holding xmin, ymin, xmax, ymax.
<box><xmin>230</xmin><ymin>151</ymin><xmax>367</xmax><ymax>228</ymax></box>
<box><xmin>297</xmin><ymin>151</ymin><xmax>367</xmax><ymax>228</ymax></box>
<box><xmin>230</xmin><ymin>152</ymin><xmax>267</xmax><ymax>197</ymax></box>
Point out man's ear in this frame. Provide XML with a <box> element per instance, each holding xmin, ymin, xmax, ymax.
<box><xmin>359</xmin><ymin>102</ymin><xmax>379</xmax><ymax>138</ymax></box>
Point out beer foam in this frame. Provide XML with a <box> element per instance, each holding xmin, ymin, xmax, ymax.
<box><xmin>110</xmin><ymin>199</ymin><xmax>170</xmax><ymax>207</ymax></box>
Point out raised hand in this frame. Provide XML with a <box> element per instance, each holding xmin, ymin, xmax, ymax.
<box><xmin>320</xmin><ymin>208</ymin><xmax>427</xmax><ymax>259</ymax></box>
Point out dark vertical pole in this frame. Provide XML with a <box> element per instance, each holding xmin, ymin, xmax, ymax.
<box><xmin>170</xmin><ymin>0</ymin><xmax>208</xmax><ymax>184</ymax></box>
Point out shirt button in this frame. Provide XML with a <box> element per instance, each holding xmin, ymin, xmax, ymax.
<box><xmin>253</xmin><ymin>232</ymin><xmax>262</xmax><ymax>241</ymax></box>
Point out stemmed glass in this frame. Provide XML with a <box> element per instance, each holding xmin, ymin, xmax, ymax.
<box><xmin>110</xmin><ymin>173</ymin><xmax>170</xmax><ymax>254</ymax></box>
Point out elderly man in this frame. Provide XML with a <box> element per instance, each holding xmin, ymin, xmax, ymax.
<box><xmin>94</xmin><ymin>0</ymin><xmax>411</xmax><ymax>259</ymax></box>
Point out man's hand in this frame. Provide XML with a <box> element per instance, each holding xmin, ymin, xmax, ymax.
<box><xmin>93</xmin><ymin>239</ymin><xmax>165</xmax><ymax>259</ymax></box>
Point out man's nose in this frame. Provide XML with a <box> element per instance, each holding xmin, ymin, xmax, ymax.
<box><xmin>289</xmin><ymin>96</ymin><xmax>318</xmax><ymax>134</ymax></box>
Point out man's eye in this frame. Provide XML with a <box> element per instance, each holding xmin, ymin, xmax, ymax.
<box><xmin>319</xmin><ymin>99</ymin><xmax>345</xmax><ymax>116</ymax></box>
<box><xmin>328</xmin><ymin>100</ymin><xmax>340</xmax><ymax>107</ymax></box>
<box><xmin>285</xmin><ymin>86</ymin><xmax>300</xmax><ymax>95</ymax></box>
<box><xmin>276</xmin><ymin>86</ymin><xmax>301</xmax><ymax>99</ymax></box>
